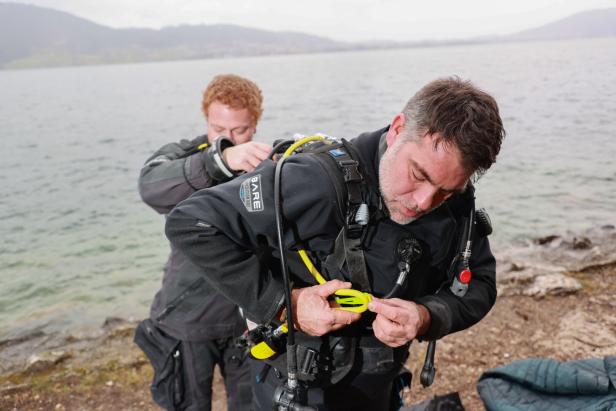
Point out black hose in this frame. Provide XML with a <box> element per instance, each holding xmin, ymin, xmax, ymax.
<box><xmin>273</xmin><ymin>157</ymin><xmax>298</xmax><ymax>381</ymax></box>
<box><xmin>382</xmin><ymin>267</ymin><xmax>407</xmax><ymax>299</ymax></box>
<box><xmin>420</xmin><ymin>340</ymin><xmax>437</xmax><ymax>387</ymax></box>
<box><xmin>462</xmin><ymin>204</ymin><xmax>475</xmax><ymax>269</ymax></box>
<box><xmin>384</xmin><ymin>238</ymin><xmax>422</xmax><ymax>299</ymax></box>
<box><xmin>269</xmin><ymin>139</ymin><xmax>294</xmax><ymax>160</ymax></box>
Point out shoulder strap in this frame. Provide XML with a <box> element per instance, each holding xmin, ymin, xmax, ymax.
<box><xmin>308</xmin><ymin>142</ymin><xmax>372</xmax><ymax>292</ymax></box>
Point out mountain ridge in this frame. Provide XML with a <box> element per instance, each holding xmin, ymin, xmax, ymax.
<box><xmin>1</xmin><ymin>3</ymin><xmax>615</xmax><ymax>69</ymax></box>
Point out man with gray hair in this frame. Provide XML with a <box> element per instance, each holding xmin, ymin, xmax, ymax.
<box><xmin>165</xmin><ymin>77</ymin><xmax>505</xmax><ymax>410</ymax></box>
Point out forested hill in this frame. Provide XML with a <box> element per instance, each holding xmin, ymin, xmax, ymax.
<box><xmin>1</xmin><ymin>3</ymin><xmax>615</xmax><ymax>69</ymax></box>
<box><xmin>508</xmin><ymin>8</ymin><xmax>616</xmax><ymax>41</ymax></box>
<box><xmin>0</xmin><ymin>3</ymin><xmax>348</xmax><ymax>68</ymax></box>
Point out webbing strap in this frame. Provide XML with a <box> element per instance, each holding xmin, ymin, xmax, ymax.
<box><xmin>342</xmin><ymin>231</ymin><xmax>371</xmax><ymax>292</ymax></box>
<box><xmin>322</xmin><ymin>230</ymin><xmax>346</xmax><ymax>281</ymax></box>
<box><xmin>312</xmin><ymin>142</ymin><xmax>372</xmax><ymax>292</ymax></box>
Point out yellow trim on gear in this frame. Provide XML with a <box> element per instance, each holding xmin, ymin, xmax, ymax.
<box><xmin>249</xmin><ymin>324</ymin><xmax>289</xmax><ymax>360</ymax></box>
<box><xmin>298</xmin><ymin>250</ymin><xmax>327</xmax><ymax>284</ymax></box>
<box><xmin>282</xmin><ymin>135</ymin><xmax>326</xmax><ymax>158</ymax></box>
<box><xmin>331</xmin><ymin>288</ymin><xmax>372</xmax><ymax>313</ymax></box>
<box><xmin>250</xmin><ymin>341</ymin><xmax>277</xmax><ymax>359</ymax></box>
<box><xmin>299</xmin><ymin>249</ymin><xmax>372</xmax><ymax>312</ymax></box>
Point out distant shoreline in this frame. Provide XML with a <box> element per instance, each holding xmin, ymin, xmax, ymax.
<box><xmin>3</xmin><ymin>36</ymin><xmax>616</xmax><ymax>71</ymax></box>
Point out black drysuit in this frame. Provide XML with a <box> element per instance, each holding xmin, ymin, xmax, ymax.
<box><xmin>166</xmin><ymin>128</ymin><xmax>497</xmax><ymax>410</ymax></box>
<box><xmin>136</xmin><ymin>135</ymin><xmax>251</xmax><ymax>411</ymax></box>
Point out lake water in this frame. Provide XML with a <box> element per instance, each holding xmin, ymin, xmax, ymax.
<box><xmin>1</xmin><ymin>38</ymin><xmax>615</xmax><ymax>340</ymax></box>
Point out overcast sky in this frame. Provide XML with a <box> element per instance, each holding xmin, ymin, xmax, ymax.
<box><xmin>10</xmin><ymin>0</ymin><xmax>616</xmax><ymax>41</ymax></box>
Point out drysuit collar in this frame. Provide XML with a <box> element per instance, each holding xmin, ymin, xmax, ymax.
<box><xmin>349</xmin><ymin>126</ymin><xmax>390</xmax><ymax>219</ymax></box>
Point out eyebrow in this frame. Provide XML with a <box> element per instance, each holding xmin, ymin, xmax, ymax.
<box><xmin>211</xmin><ymin>124</ymin><xmax>251</xmax><ymax>131</ymax></box>
<box><xmin>410</xmin><ymin>159</ymin><xmax>467</xmax><ymax>194</ymax></box>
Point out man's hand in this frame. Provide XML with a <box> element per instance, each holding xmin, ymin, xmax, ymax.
<box><xmin>222</xmin><ymin>141</ymin><xmax>272</xmax><ymax>172</ymax></box>
<box><xmin>368</xmin><ymin>298</ymin><xmax>430</xmax><ymax>347</ymax></box>
<box><xmin>291</xmin><ymin>280</ymin><xmax>361</xmax><ymax>336</ymax></box>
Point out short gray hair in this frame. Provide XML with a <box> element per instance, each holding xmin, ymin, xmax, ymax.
<box><xmin>401</xmin><ymin>77</ymin><xmax>505</xmax><ymax>176</ymax></box>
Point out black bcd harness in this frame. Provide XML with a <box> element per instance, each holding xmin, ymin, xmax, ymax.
<box><xmin>306</xmin><ymin>139</ymin><xmax>384</xmax><ymax>293</ymax></box>
<box><xmin>250</xmin><ymin>137</ymin><xmax>493</xmax><ymax>401</ymax></box>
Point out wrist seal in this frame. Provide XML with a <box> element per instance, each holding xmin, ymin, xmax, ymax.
<box><xmin>204</xmin><ymin>136</ymin><xmax>237</xmax><ymax>182</ymax></box>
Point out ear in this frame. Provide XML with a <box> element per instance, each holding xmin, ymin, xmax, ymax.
<box><xmin>386</xmin><ymin>113</ymin><xmax>406</xmax><ymax>148</ymax></box>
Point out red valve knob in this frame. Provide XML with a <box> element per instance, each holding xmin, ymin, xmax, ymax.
<box><xmin>459</xmin><ymin>269</ymin><xmax>472</xmax><ymax>284</ymax></box>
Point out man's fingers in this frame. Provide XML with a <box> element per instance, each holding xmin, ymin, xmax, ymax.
<box><xmin>252</xmin><ymin>141</ymin><xmax>273</xmax><ymax>152</ymax></box>
<box><xmin>253</xmin><ymin>144</ymin><xmax>272</xmax><ymax>158</ymax></box>
<box><xmin>373</xmin><ymin>314</ymin><xmax>404</xmax><ymax>337</ymax></box>
<box><xmin>330</xmin><ymin>308</ymin><xmax>361</xmax><ymax>325</ymax></box>
<box><xmin>368</xmin><ymin>298</ymin><xmax>406</xmax><ymax>323</ymax></box>
<box><xmin>383</xmin><ymin>298</ymin><xmax>414</xmax><ymax>310</ymax></box>
<box><xmin>240</xmin><ymin>141</ymin><xmax>271</xmax><ymax>158</ymax></box>
<box><xmin>247</xmin><ymin>147</ymin><xmax>270</xmax><ymax>161</ymax></box>
<box><xmin>315</xmin><ymin>280</ymin><xmax>353</xmax><ymax>298</ymax></box>
<box><xmin>225</xmin><ymin>143</ymin><xmax>270</xmax><ymax>170</ymax></box>
<box><xmin>294</xmin><ymin>282</ymin><xmax>359</xmax><ymax>336</ymax></box>
<box><xmin>247</xmin><ymin>155</ymin><xmax>262</xmax><ymax>170</ymax></box>
<box><xmin>370</xmin><ymin>297</ymin><xmax>408</xmax><ymax>308</ymax></box>
<box><xmin>372</xmin><ymin>315</ymin><xmax>408</xmax><ymax>347</ymax></box>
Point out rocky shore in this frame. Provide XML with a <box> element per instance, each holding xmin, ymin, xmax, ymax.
<box><xmin>2</xmin><ymin>226</ymin><xmax>615</xmax><ymax>410</ymax></box>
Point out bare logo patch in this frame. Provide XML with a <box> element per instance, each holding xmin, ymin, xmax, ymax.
<box><xmin>240</xmin><ymin>174</ymin><xmax>264</xmax><ymax>212</ymax></box>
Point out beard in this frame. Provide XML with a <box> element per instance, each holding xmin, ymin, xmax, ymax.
<box><xmin>378</xmin><ymin>139</ymin><xmax>443</xmax><ymax>225</ymax></box>
<box><xmin>378</xmin><ymin>141</ymin><xmax>420</xmax><ymax>225</ymax></box>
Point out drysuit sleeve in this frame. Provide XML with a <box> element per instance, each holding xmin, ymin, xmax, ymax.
<box><xmin>165</xmin><ymin>155</ymin><xmax>344</xmax><ymax>324</ymax></box>
<box><xmin>138</xmin><ymin>135</ymin><xmax>214</xmax><ymax>214</ymax></box>
<box><xmin>415</xmin><ymin>235</ymin><xmax>497</xmax><ymax>340</ymax></box>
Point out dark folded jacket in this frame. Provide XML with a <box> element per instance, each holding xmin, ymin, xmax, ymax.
<box><xmin>478</xmin><ymin>356</ymin><xmax>616</xmax><ymax>411</ymax></box>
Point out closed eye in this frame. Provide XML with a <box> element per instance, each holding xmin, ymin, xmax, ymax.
<box><xmin>233</xmin><ymin>127</ymin><xmax>249</xmax><ymax>135</ymax></box>
<box><xmin>411</xmin><ymin>170</ymin><xmax>426</xmax><ymax>182</ymax></box>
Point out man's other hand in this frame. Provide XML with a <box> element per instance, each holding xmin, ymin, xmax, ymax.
<box><xmin>291</xmin><ymin>280</ymin><xmax>361</xmax><ymax>336</ymax></box>
<box><xmin>223</xmin><ymin>141</ymin><xmax>272</xmax><ymax>172</ymax></box>
<box><xmin>368</xmin><ymin>298</ymin><xmax>430</xmax><ymax>347</ymax></box>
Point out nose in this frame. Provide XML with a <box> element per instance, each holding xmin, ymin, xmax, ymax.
<box><xmin>414</xmin><ymin>184</ymin><xmax>438</xmax><ymax>212</ymax></box>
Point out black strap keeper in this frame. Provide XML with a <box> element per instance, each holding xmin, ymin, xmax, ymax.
<box><xmin>204</xmin><ymin>136</ymin><xmax>237</xmax><ymax>182</ymax></box>
<box><xmin>346</xmin><ymin>223</ymin><xmax>363</xmax><ymax>239</ymax></box>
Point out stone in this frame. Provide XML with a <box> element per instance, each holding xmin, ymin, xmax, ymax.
<box><xmin>0</xmin><ymin>383</ymin><xmax>30</xmax><ymax>395</ymax></box>
<box><xmin>523</xmin><ymin>273</ymin><xmax>582</xmax><ymax>297</ymax></box>
<box><xmin>509</xmin><ymin>262</ymin><xmax>525</xmax><ymax>272</ymax></box>
<box><xmin>572</xmin><ymin>236</ymin><xmax>592</xmax><ymax>250</ymax></box>
<box><xmin>26</xmin><ymin>350</ymin><xmax>71</xmax><ymax>373</ymax></box>
<box><xmin>534</xmin><ymin>235</ymin><xmax>560</xmax><ymax>245</ymax></box>
<box><xmin>102</xmin><ymin>317</ymin><xmax>130</xmax><ymax>329</ymax></box>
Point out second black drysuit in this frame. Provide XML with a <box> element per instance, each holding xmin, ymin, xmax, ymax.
<box><xmin>136</xmin><ymin>135</ymin><xmax>251</xmax><ymax>411</ymax></box>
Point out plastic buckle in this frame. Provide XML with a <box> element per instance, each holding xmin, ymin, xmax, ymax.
<box><xmin>338</xmin><ymin>160</ymin><xmax>362</xmax><ymax>182</ymax></box>
<box><xmin>300</xmin><ymin>348</ymin><xmax>322</xmax><ymax>376</ymax></box>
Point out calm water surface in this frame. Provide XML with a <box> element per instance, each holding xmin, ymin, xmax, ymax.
<box><xmin>1</xmin><ymin>38</ymin><xmax>615</xmax><ymax>339</ymax></box>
